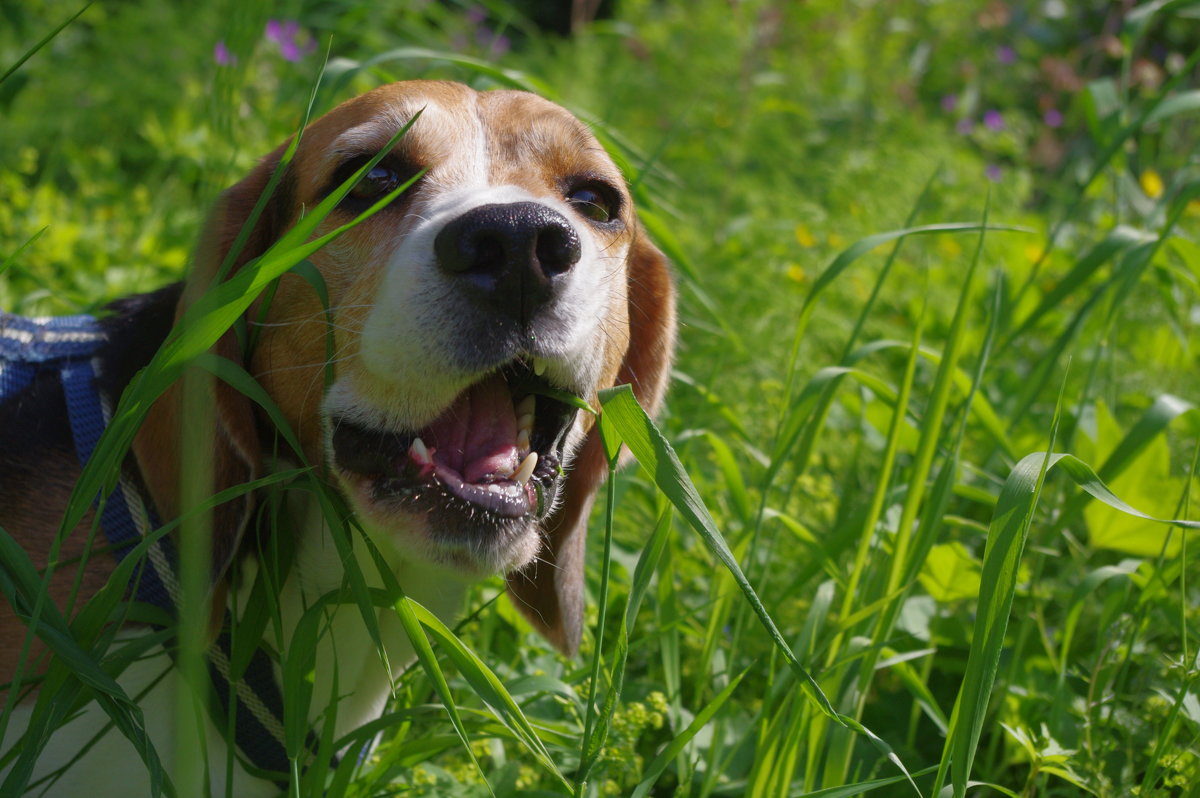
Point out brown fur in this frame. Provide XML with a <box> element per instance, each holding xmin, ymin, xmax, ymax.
<box><xmin>0</xmin><ymin>455</ymin><xmax>110</xmax><ymax>692</ymax></box>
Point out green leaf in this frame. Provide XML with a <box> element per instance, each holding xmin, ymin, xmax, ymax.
<box><xmin>1082</xmin><ymin>400</ymin><xmax>1192</xmax><ymax>556</ymax></box>
<box><xmin>917</xmin><ymin>543</ymin><xmax>983</xmax><ymax>603</ymax></box>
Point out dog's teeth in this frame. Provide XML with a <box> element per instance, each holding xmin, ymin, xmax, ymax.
<box><xmin>533</xmin><ymin>358</ymin><xmax>547</xmax><ymax>377</ymax></box>
<box><xmin>410</xmin><ymin>437</ymin><xmax>431</xmax><ymax>464</ymax></box>
<box><xmin>513</xmin><ymin>451</ymin><xmax>538</xmax><ymax>485</ymax></box>
<box><xmin>516</xmin><ymin>428</ymin><xmax>531</xmax><ymax>453</ymax></box>
<box><xmin>517</xmin><ymin>413</ymin><xmax>534</xmax><ymax>433</ymax></box>
<box><xmin>516</xmin><ymin>394</ymin><xmax>536</xmax><ymax>417</ymax></box>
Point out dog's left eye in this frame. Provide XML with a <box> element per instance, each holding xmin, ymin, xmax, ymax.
<box><xmin>566</xmin><ymin>184</ymin><xmax>619</xmax><ymax>223</ymax></box>
<box><xmin>350</xmin><ymin>165</ymin><xmax>402</xmax><ymax>201</ymax></box>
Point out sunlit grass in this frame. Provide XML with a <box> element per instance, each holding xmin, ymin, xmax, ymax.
<box><xmin>1</xmin><ymin>1</ymin><xmax>1198</xmax><ymax>796</ymax></box>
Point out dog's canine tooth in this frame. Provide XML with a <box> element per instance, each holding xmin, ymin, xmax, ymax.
<box><xmin>515</xmin><ymin>394</ymin><xmax>536</xmax><ymax>417</ymax></box>
<box><xmin>410</xmin><ymin>437</ymin><xmax>431</xmax><ymax>464</ymax></box>
<box><xmin>513</xmin><ymin>451</ymin><xmax>538</xmax><ymax>485</ymax></box>
<box><xmin>516</xmin><ymin>428</ymin><xmax>531</xmax><ymax>453</ymax></box>
<box><xmin>532</xmin><ymin>358</ymin><xmax>548</xmax><ymax>377</ymax></box>
<box><xmin>517</xmin><ymin>413</ymin><xmax>534</xmax><ymax>433</ymax></box>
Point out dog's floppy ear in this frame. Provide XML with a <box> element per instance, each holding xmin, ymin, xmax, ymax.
<box><xmin>506</xmin><ymin>227</ymin><xmax>676</xmax><ymax>655</ymax></box>
<box><xmin>132</xmin><ymin>146</ymin><xmax>291</xmax><ymax>583</ymax></box>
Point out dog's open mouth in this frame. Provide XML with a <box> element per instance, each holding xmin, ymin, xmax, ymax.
<box><xmin>330</xmin><ymin>359</ymin><xmax>579</xmax><ymax>521</ymax></box>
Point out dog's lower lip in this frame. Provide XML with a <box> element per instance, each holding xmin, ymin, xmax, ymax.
<box><xmin>372</xmin><ymin>450</ymin><xmax>562</xmax><ymax>518</ymax></box>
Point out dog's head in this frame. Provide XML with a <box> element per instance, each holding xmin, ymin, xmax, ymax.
<box><xmin>135</xmin><ymin>81</ymin><xmax>675</xmax><ymax>654</ymax></box>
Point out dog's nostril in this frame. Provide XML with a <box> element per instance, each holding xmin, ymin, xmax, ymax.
<box><xmin>468</xmin><ymin>233</ymin><xmax>506</xmax><ymax>274</ymax></box>
<box><xmin>535</xmin><ymin>222</ymin><xmax>580</xmax><ymax>276</ymax></box>
<box><xmin>535</xmin><ymin>224</ymin><xmax>581</xmax><ymax>276</ymax></box>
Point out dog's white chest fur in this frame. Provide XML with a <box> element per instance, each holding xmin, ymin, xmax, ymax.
<box><xmin>0</xmin><ymin>495</ymin><xmax>470</xmax><ymax>796</ymax></box>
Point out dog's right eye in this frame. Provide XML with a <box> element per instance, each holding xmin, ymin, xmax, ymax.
<box><xmin>349</xmin><ymin>165</ymin><xmax>402</xmax><ymax>201</ymax></box>
<box><xmin>328</xmin><ymin>156</ymin><xmax>420</xmax><ymax>208</ymax></box>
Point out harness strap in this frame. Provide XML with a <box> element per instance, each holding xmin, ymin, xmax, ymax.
<box><xmin>1</xmin><ymin>311</ymin><xmax>314</xmax><ymax>783</ymax></box>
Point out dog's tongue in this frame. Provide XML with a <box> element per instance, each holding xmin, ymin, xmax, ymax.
<box><xmin>423</xmin><ymin>374</ymin><xmax>519</xmax><ymax>483</ymax></box>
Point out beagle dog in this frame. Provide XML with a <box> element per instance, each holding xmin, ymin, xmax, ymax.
<box><xmin>0</xmin><ymin>80</ymin><xmax>674</xmax><ymax>796</ymax></box>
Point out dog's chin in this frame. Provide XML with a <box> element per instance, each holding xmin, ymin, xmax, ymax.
<box><xmin>328</xmin><ymin>358</ymin><xmax>578</xmax><ymax>578</ymax></box>
<box><xmin>338</xmin><ymin>478</ymin><xmax>546</xmax><ymax>577</ymax></box>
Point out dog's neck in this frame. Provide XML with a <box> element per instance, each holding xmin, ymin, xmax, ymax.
<box><xmin>236</xmin><ymin>490</ymin><xmax>472</xmax><ymax>740</ymax></box>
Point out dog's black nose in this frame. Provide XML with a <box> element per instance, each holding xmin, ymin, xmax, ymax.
<box><xmin>435</xmin><ymin>202</ymin><xmax>581</xmax><ymax>323</ymax></box>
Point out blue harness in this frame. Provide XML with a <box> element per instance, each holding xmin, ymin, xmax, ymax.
<box><xmin>0</xmin><ymin>311</ymin><xmax>310</xmax><ymax>783</ymax></box>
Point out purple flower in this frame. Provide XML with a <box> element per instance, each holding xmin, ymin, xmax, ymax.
<box><xmin>1043</xmin><ymin>108</ymin><xmax>1064</xmax><ymax>128</ymax></box>
<box><xmin>956</xmin><ymin>118</ymin><xmax>975</xmax><ymax>135</ymax></box>
<box><xmin>466</xmin><ymin>5</ymin><xmax>487</xmax><ymax>24</ymax></box>
<box><xmin>941</xmin><ymin>93</ymin><xmax>958</xmax><ymax>113</ymax></box>
<box><xmin>986</xmin><ymin>164</ymin><xmax>1002</xmax><ymax>182</ymax></box>
<box><xmin>984</xmin><ymin>109</ymin><xmax>1004</xmax><ymax>131</ymax></box>
<box><xmin>264</xmin><ymin>18</ymin><xmax>316</xmax><ymax>62</ymax></box>
<box><xmin>476</xmin><ymin>30</ymin><xmax>511</xmax><ymax>57</ymax></box>
<box><xmin>996</xmin><ymin>45</ymin><xmax>1016</xmax><ymax>64</ymax></box>
<box><xmin>214</xmin><ymin>40</ymin><xmax>236</xmax><ymax>66</ymax></box>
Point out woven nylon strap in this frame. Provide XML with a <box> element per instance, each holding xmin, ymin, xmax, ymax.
<box><xmin>0</xmin><ymin>311</ymin><xmax>308</xmax><ymax>780</ymax></box>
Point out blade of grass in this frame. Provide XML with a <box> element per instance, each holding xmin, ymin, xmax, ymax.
<box><xmin>598</xmin><ymin>385</ymin><xmax>918</xmax><ymax>792</ymax></box>
<box><xmin>575</xmin><ymin>435</ymin><xmax>622</xmax><ymax>796</ymax></box>
<box><xmin>629</xmin><ymin>665</ymin><xmax>751</xmax><ymax>798</ymax></box>
<box><xmin>0</xmin><ymin>2</ymin><xmax>92</xmax><ymax>85</ymax></box>
<box><xmin>0</xmin><ymin>227</ymin><xmax>47</xmax><ymax>278</ymax></box>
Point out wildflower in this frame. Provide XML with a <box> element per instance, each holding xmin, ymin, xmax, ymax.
<box><xmin>1140</xmin><ymin>169</ymin><xmax>1164</xmax><ymax>199</ymax></box>
<box><xmin>996</xmin><ymin>45</ymin><xmax>1016</xmax><ymax>64</ymax></box>
<box><xmin>265</xmin><ymin>19</ymin><xmax>316</xmax><ymax>62</ymax></box>
<box><xmin>476</xmin><ymin>29</ymin><xmax>511</xmax><ymax>57</ymax></box>
<box><xmin>941</xmin><ymin>93</ymin><xmax>958</xmax><ymax>112</ymax></box>
<box><xmin>464</xmin><ymin>6</ymin><xmax>510</xmax><ymax>57</ymax></box>
<box><xmin>937</xmin><ymin>237</ymin><xmax>963</xmax><ymax>258</ymax></box>
<box><xmin>786</xmin><ymin>264</ymin><xmax>807</xmax><ymax>284</ymax></box>
<box><xmin>956</xmin><ymin>118</ymin><xmax>975</xmax><ymax>135</ymax></box>
<box><xmin>983</xmin><ymin>109</ymin><xmax>1004</xmax><ymax>131</ymax></box>
<box><xmin>1043</xmin><ymin>108</ymin><xmax>1063</xmax><ymax>127</ymax></box>
<box><xmin>794</xmin><ymin>223</ymin><xmax>816</xmax><ymax>248</ymax></box>
<box><xmin>986</xmin><ymin>164</ymin><xmax>1002</xmax><ymax>182</ymax></box>
<box><xmin>213</xmin><ymin>40</ymin><xmax>236</xmax><ymax>66</ymax></box>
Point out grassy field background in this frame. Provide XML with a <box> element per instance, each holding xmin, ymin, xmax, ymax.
<box><xmin>2</xmin><ymin>0</ymin><xmax>1199</xmax><ymax>796</ymax></box>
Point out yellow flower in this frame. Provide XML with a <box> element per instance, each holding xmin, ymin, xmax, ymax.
<box><xmin>827</xmin><ymin>232</ymin><xmax>845</xmax><ymax>249</ymax></box>
<box><xmin>794</xmin><ymin>223</ymin><xmax>816</xmax><ymax>248</ymax></box>
<box><xmin>1025</xmin><ymin>242</ymin><xmax>1045</xmax><ymax>263</ymax></box>
<box><xmin>785</xmin><ymin>264</ymin><xmax>807</xmax><ymax>283</ymax></box>
<box><xmin>1140</xmin><ymin>169</ymin><xmax>1164</xmax><ymax>199</ymax></box>
<box><xmin>937</xmin><ymin>237</ymin><xmax>963</xmax><ymax>258</ymax></box>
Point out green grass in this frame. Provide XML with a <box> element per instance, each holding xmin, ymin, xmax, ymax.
<box><xmin>1</xmin><ymin>0</ymin><xmax>1199</xmax><ymax>796</ymax></box>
